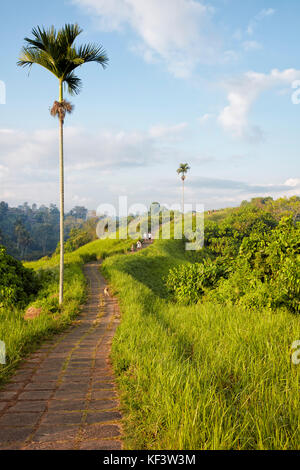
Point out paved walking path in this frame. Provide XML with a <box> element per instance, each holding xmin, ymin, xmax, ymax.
<box><xmin>0</xmin><ymin>262</ymin><xmax>123</xmax><ymax>450</ymax></box>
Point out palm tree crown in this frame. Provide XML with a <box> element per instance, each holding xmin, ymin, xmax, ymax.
<box><xmin>177</xmin><ymin>163</ymin><xmax>190</xmax><ymax>181</ymax></box>
<box><xmin>17</xmin><ymin>24</ymin><xmax>109</xmax><ymax>95</ymax></box>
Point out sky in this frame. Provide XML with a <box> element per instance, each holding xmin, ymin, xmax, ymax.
<box><xmin>0</xmin><ymin>0</ymin><xmax>300</xmax><ymax>211</ymax></box>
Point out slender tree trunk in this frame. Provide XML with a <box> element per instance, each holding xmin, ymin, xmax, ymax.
<box><xmin>182</xmin><ymin>177</ymin><xmax>185</xmax><ymax>214</ymax></box>
<box><xmin>59</xmin><ymin>80</ymin><xmax>64</xmax><ymax>305</ymax></box>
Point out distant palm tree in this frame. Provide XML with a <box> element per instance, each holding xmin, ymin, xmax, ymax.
<box><xmin>177</xmin><ymin>163</ymin><xmax>190</xmax><ymax>214</ymax></box>
<box><xmin>17</xmin><ymin>24</ymin><xmax>109</xmax><ymax>305</ymax></box>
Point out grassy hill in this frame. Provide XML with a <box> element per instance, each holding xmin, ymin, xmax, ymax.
<box><xmin>102</xmin><ymin>236</ymin><xmax>300</xmax><ymax>450</ymax></box>
<box><xmin>100</xmin><ymin>198</ymin><xmax>300</xmax><ymax>450</ymax></box>
<box><xmin>1</xmin><ymin>196</ymin><xmax>299</xmax><ymax>449</ymax></box>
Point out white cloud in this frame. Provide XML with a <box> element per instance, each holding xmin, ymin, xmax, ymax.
<box><xmin>0</xmin><ymin>123</ymin><xmax>188</xmax><ymax>207</ymax></box>
<box><xmin>247</xmin><ymin>8</ymin><xmax>275</xmax><ymax>35</ymax></box>
<box><xmin>218</xmin><ymin>69</ymin><xmax>300</xmax><ymax>140</ymax></box>
<box><xmin>73</xmin><ymin>0</ymin><xmax>218</xmax><ymax>78</ymax></box>
<box><xmin>284</xmin><ymin>178</ymin><xmax>300</xmax><ymax>188</ymax></box>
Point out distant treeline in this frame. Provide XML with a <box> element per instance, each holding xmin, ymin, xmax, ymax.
<box><xmin>0</xmin><ymin>202</ymin><xmax>93</xmax><ymax>260</ymax></box>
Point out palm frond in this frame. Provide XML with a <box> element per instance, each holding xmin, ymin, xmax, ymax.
<box><xmin>17</xmin><ymin>47</ymin><xmax>58</xmax><ymax>75</ymax></box>
<box><xmin>25</xmin><ymin>25</ymin><xmax>56</xmax><ymax>51</ymax></box>
<box><xmin>75</xmin><ymin>43</ymin><xmax>109</xmax><ymax>68</ymax></box>
<box><xmin>18</xmin><ymin>23</ymin><xmax>109</xmax><ymax>95</ymax></box>
<box><xmin>64</xmin><ymin>72</ymin><xmax>82</xmax><ymax>95</ymax></box>
<box><xmin>177</xmin><ymin>163</ymin><xmax>190</xmax><ymax>176</ymax></box>
<box><xmin>58</xmin><ymin>24</ymin><xmax>83</xmax><ymax>48</ymax></box>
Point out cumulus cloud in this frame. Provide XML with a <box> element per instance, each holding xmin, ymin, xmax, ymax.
<box><xmin>72</xmin><ymin>0</ymin><xmax>218</xmax><ymax>77</ymax></box>
<box><xmin>218</xmin><ymin>68</ymin><xmax>300</xmax><ymax>141</ymax></box>
<box><xmin>0</xmin><ymin>123</ymin><xmax>187</xmax><ymax>207</ymax></box>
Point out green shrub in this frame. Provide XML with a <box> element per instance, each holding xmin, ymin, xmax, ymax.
<box><xmin>166</xmin><ymin>259</ymin><xmax>230</xmax><ymax>304</ymax></box>
<box><xmin>0</xmin><ymin>246</ymin><xmax>39</xmax><ymax>308</ymax></box>
<box><xmin>165</xmin><ymin>215</ymin><xmax>300</xmax><ymax>313</ymax></box>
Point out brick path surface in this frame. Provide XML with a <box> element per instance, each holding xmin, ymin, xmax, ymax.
<box><xmin>0</xmin><ymin>262</ymin><xmax>123</xmax><ymax>450</ymax></box>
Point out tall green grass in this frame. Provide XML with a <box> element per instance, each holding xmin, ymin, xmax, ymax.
<box><xmin>102</xmin><ymin>239</ymin><xmax>300</xmax><ymax>450</ymax></box>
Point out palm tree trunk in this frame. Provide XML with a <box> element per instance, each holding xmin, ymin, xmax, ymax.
<box><xmin>182</xmin><ymin>178</ymin><xmax>185</xmax><ymax>215</ymax></box>
<box><xmin>59</xmin><ymin>80</ymin><xmax>64</xmax><ymax>305</ymax></box>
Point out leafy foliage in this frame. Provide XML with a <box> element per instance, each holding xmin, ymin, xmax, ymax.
<box><xmin>0</xmin><ymin>246</ymin><xmax>39</xmax><ymax>308</ymax></box>
<box><xmin>166</xmin><ymin>259</ymin><xmax>230</xmax><ymax>304</ymax></box>
<box><xmin>17</xmin><ymin>24</ymin><xmax>108</xmax><ymax>95</ymax></box>
<box><xmin>166</xmin><ymin>198</ymin><xmax>300</xmax><ymax>313</ymax></box>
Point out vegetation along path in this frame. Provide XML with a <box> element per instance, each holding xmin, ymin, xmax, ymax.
<box><xmin>0</xmin><ymin>261</ymin><xmax>123</xmax><ymax>450</ymax></box>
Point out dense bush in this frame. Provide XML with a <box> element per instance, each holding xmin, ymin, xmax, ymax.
<box><xmin>211</xmin><ymin>217</ymin><xmax>300</xmax><ymax>312</ymax></box>
<box><xmin>0</xmin><ymin>246</ymin><xmax>39</xmax><ymax>308</ymax></box>
<box><xmin>166</xmin><ymin>206</ymin><xmax>300</xmax><ymax>313</ymax></box>
<box><xmin>166</xmin><ymin>259</ymin><xmax>230</xmax><ymax>304</ymax></box>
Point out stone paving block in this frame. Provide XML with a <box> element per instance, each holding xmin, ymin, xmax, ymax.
<box><xmin>0</xmin><ymin>391</ymin><xmax>18</xmax><ymax>401</ymax></box>
<box><xmin>52</xmin><ymin>390</ymin><xmax>86</xmax><ymax>400</ymax></box>
<box><xmin>18</xmin><ymin>390</ymin><xmax>53</xmax><ymax>401</ymax></box>
<box><xmin>48</xmin><ymin>399</ymin><xmax>86</xmax><ymax>412</ymax></box>
<box><xmin>0</xmin><ymin>427</ymin><xmax>34</xmax><ymax>443</ymax></box>
<box><xmin>0</xmin><ymin>412</ymin><xmax>42</xmax><ymax>427</ymax></box>
<box><xmin>60</xmin><ymin>375</ymin><xmax>88</xmax><ymax>383</ymax></box>
<box><xmin>79</xmin><ymin>439</ymin><xmax>122</xmax><ymax>450</ymax></box>
<box><xmin>1</xmin><ymin>382</ymin><xmax>24</xmax><ymax>392</ymax></box>
<box><xmin>42</xmin><ymin>412</ymin><xmax>83</xmax><ymax>425</ymax></box>
<box><xmin>57</xmin><ymin>383</ymin><xmax>89</xmax><ymax>393</ymax></box>
<box><xmin>86</xmin><ymin>400</ymin><xmax>119</xmax><ymax>411</ymax></box>
<box><xmin>81</xmin><ymin>424</ymin><xmax>121</xmax><ymax>440</ymax></box>
<box><xmin>7</xmin><ymin>401</ymin><xmax>47</xmax><ymax>413</ymax></box>
<box><xmin>24</xmin><ymin>382</ymin><xmax>57</xmax><ymax>391</ymax></box>
<box><xmin>85</xmin><ymin>411</ymin><xmax>122</xmax><ymax>425</ymax></box>
<box><xmin>91</xmin><ymin>390</ymin><xmax>117</xmax><ymax>400</ymax></box>
<box><xmin>32</xmin><ymin>424</ymin><xmax>79</xmax><ymax>443</ymax></box>
<box><xmin>64</xmin><ymin>370</ymin><xmax>90</xmax><ymax>377</ymax></box>
<box><xmin>92</xmin><ymin>382</ymin><xmax>115</xmax><ymax>390</ymax></box>
<box><xmin>92</xmin><ymin>375</ymin><xmax>114</xmax><ymax>382</ymax></box>
<box><xmin>31</xmin><ymin>373</ymin><xmax>58</xmax><ymax>381</ymax></box>
<box><xmin>24</xmin><ymin>441</ymin><xmax>74</xmax><ymax>450</ymax></box>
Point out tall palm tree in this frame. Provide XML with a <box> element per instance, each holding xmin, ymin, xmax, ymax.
<box><xmin>177</xmin><ymin>163</ymin><xmax>190</xmax><ymax>214</ymax></box>
<box><xmin>17</xmin><ymin>24</ymin><xmax>109</xmax><ymax>305</ymax></box>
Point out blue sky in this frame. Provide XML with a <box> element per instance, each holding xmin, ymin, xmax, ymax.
<box><xmin>0</xmin><ymin>0</ymin><xmax>300</xmax><ymax>211</ymax></box>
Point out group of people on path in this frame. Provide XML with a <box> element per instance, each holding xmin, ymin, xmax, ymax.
<box><xmin>131</xmin><ymin>232</ymin><xmax>153</xmax><ymax>252</ymax></box>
